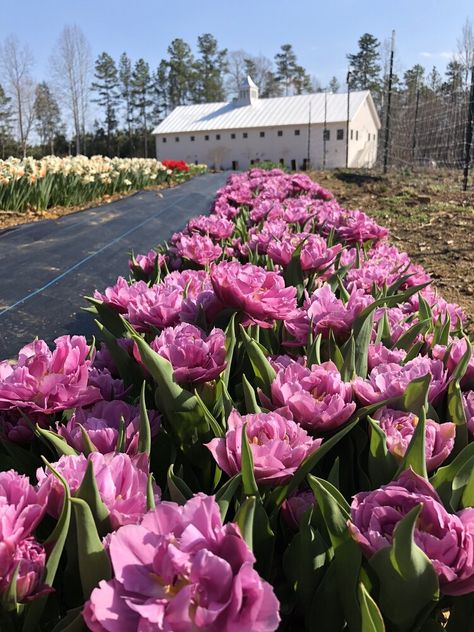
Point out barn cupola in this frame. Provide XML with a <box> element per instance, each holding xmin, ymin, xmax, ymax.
<box><xmin>238</xmin><ymin>75</ymin><xmax>259</xmax><ymax>105</ymax></box>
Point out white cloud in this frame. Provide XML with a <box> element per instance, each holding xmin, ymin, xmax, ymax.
<box><xmin>419</xmin><ymin>51</ymin><xmax>453</xmax><ymax>59</ymax></box>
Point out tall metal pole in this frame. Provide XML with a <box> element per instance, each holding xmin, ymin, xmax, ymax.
<box><xmin>411</xmin><ymin>88</ymin><xmax>420</xmax><ymax>162</ymax></box>
<box><xmin>383</xmin><ymin>30</ymin><xmax>396</xmax><ymax>174</ymax></box>
<box><xmin>346</xmin><ymin>70</ymin><xmax>351</xmax><ymax>168</ymax></box>
<box><xmin>323</xmin><ymin>91</ymin><xmax>327</xmax><ymax>169</ymax></box>
<box><xmin>463</xmin><ymin>63</ymin><xmax>474</xmax><ymax>191</ymax></box>
<box><xmin>307</xmin><ymin>101</ymin><xmax>312</xmax><ymax>170</ymax></box>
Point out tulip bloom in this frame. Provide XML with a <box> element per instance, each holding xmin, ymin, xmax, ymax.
<box><xmin>151</xmin><ymin>323</ymin><xmax>226</xmax><ymax>385</ymax></box>
<box><xmin>267</xmin><ymin>360</ymin><xmax>356</xmax><ymax>432</ymax></box>
<box><xmin>0</xmin><ymin>336</ymin><xmax>101</xmax><ymax>416</ymax></box>
<box><xmin>206</xmin><ymin>409</ymin><xmax>321</xmax><ymax>485</ymax></box>
<box><xmin>373</xmin><ymin>407</ymin><xmax>455</xmax><ymax>471</ymax></box>
<box><xmin>83</xmin><ymin>495</ymin><xmax>280</xmax><ymax>631</ymax></box>
<box><xmin>210</xmin><ymin>261</ymin><xmax>296</xmax><ymax>327</ymax></box>
<box><xmin>349</xmin><ymin>470</ymin><xmax>474</xmax><ymax>595</ymax></box>
<box><xmin>36</xmin><ymin>453</ymin><xmax>160</xmax><ymax>529</ymax></box>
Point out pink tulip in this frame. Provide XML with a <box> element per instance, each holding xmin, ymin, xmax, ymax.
<box><xmin>83</xmin><ymin>495</ymin><xmax>280</xmax><ymax>631</ymax></box>
<box><xmin>207</xmin><ymin>409</ymin><xmax>321</xmax><ymax>485</ymax></box>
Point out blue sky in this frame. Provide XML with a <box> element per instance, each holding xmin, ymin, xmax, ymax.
<box><xmin>0</xmin><ymin>0</ymin><xmax>472</xmax><ymax>86</ymax></box>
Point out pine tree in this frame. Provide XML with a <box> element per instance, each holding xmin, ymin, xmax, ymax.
<box><xmin>131</xmin><ymin>58</ymin><xmax>153</xmax><ymax>157</ymax></box>
<box><xmin>347</xmin><ymin>33</ymin><xmax>381</xmax><ymax>93</ymax></box>
<box><xmin>328</xmin><ymin>76</ymin><xmax>340</xmax><ymax>93</ymax></box>
<box><xmin>443</xmin><ymin>60</ymin><xmax>464</xmax><ymax>93</ymax></box>
<box><xmin>153</xmin><ymin>60</ymin><xmax>169</xmax><ymax>124</ymax></box>
<box><xmin>293</xmin><ymin>65</ymin><xmax>312</xmax><ymax>94</ymax></box>
<box><xmin>167</xmin><ymin>39</ymin><xmax>195</xmax><ymax>108</ymax></box>
<box><xmin>91</xmin><ymin>52</ymin><xmax>120</xmax><ymax>155</ymax></box>
<box><xmin>404</xmin><ymin>64</ymin><xmax>425</xmax><ymax>94</ymax></box>
<box><xmin>260</xmin><ymin>70</ymin><xmax>282</xmax><ymax>97</ymax></box>
<box><xmin>193</xmin><ymin>33</ymin><xmax>228</xmax><ymax>102</ymax></box>
<box><xmin>427</xmin><ymin>66</ymin><xmax>442</xmax><ymax>93</ymax></box>
<box><xmin>119</xmin><ymin>53</ymin><xmax>134</xmax><ymax>144</ymax></box>
<box><xmin>34</xmin><ymin>82</ymin><xmax>61</xmax><ymax>154</ymax></box>
<box><xmin>275</xmin><ymin>44</ymin><xmax>298</xmax><ymax>95</ymax></box>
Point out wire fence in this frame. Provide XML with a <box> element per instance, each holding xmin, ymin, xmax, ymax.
<box><xmin>376</xmin><ymin>76</ymin><xmax>474</xmax><ymax>190</ymax></box>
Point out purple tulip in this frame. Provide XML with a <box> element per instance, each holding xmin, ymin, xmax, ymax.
<box><xmin>281</xmin><ymin>490</ymin><xmax>315</xmax><ymax>530</ymax></box>
<box><xmin>463</xmin><ymin>391</ymin><xmax>474</xmax><ymax>434</ymax></box>
<box><xmin>349</xmin><ymin>470</ymin><xmax>474</xmax><ymax>595</ymax></box>
<box><xmin>206</xmin><ymin>408</ymin><xmax>321</xmax><ymax>486</ymax></box>
<box><xmin>128</xmin><ymin>250</ymin><xmax>165</xmax><ymax>277</ymax></box>
<box><xmin>367</xmin><ymin>343</ymin><xmax>407</xmax><ymax>371</ymax></box>
<box><xmin>1</xmin><ymin>537</ymin><xmax>50</xmax><ymax>603</ymax></box>
<box><xmin>285</xmin><ymin>285</ymin><xmax>373</xmax><ymax>344</ymax></box>
<box><xmin>353</xmin><ymin>357</ymin><xmax>448</xmax><ymax>406</ymax></box>
<box><xmin>87</xmin><ymin>368</ymin><xmax>127</xmax><ymax>401</ymax></box>
<box><xmin>267</xmin><ymin>359</ymin><xmax>356</xmax><ymax>432</ymax></box>
<box><xmin>0</xmin><ymin>471</ymin><xmax>47</xmax><ymax>554</ymax></box>
<box><xmin>94</xmin><ymin>277</ymin><xmax>149</xmax><ymax>313</ymax></box>
<box><xmin>0</xmin><ymin>336</ymin><xmax>101</xmax><ymax>417</ymax></box>
<box><xmin>210</xmin><ymin>261</ymin><xmax>297</xmax><ymax>328</ymax></box>
<box><xmin>174</xmin><ymin>233</ymin><xmax>223</xmax><ymax>266</ymax></box>
<box><xmin>373</xmin><ymin>407</ymin><xmax>455</xmax><ymax>471</ymax></box>
<box><xmin>188</xmin><ymin>214</ymin><xmax>235</xmax><ymax>239</ymax></box>
<box><xmin>150</xmin><ymin>323</ymin><xmax>226</xmax><ymax>385</ymax></box>
<box><xmin>36</xmin><ymin>453</ymin><xmax>160</xmax><ymax>529</ymax></box>
<box><xmin>300</xmin><ymin>235</ymin><xmax>342</xmax><ymax>272</ymax></box>
<box><xmin>57</xmin><ymin>400</ymin><xmax>161</xmax><ymax>455</ymax></box>
<box><xmin>83</xmin><ymin>495</ymin><xmax>280</xmax><ymax>631</ymax></box>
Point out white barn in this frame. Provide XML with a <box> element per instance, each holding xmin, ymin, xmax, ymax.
<box><xmin>153</xmin><ymin>77</ymin><xmax>381</xmax><ymax>170</ymax></box>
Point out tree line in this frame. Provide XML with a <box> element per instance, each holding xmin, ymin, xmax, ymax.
<box><xmin>0</xmin><ymin>20</ymin><xmax>472</xmax><ymax>160</ymax></box>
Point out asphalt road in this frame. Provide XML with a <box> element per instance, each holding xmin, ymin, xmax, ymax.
<box><xmin>0</xmin><ymin>172</ymin><xmax>228</xmax><ymax>359</ymax></box>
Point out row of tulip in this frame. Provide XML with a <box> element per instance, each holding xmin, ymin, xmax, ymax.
<box><xmin>0</xmin><ymin>156</ymin><xmax>207</xmax><ymax>212</ymax></box>
<box><xmin>1</xmin><ymin>167</ymin><xmax>473</xmax><ymax>631</ymax></box>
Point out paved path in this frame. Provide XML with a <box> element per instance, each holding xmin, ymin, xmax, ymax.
<box><xmin>0</xmin><ymin>172</ymin><xmax>228</xmax><ymax>358</ymax></box>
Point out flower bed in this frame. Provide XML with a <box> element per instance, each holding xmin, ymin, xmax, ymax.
<box><xmin>1</xmin><ymin>167</ymin><xmax>474</xmax><ymax>631</ymax></box>
<box><xmin>0</xmin><ymin>156</ymin><xmax>207</xmax><ymax>212</ymax></box>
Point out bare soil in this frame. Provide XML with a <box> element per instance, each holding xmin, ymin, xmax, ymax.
<box><xmin>310</xmin><ymin>168</ymin><xmax>474</xmax><ymax>329</ymax></box>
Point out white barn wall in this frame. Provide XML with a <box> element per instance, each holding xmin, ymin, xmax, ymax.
<box><xmin>154</xmin><ymin>89</ymin><xmax>381</xmax><ymax>170</ymax></box>
<box><xmin>348</xmin><ymin>100</ymin><xmax>379</xmax><ymax>168</ymax></box>
<box><xmin>156</xmin><ymin>120</ymin><xmax>378</xmax><ymax>171</ymax></box>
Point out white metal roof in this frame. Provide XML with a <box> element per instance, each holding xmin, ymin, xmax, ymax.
<box><xmin>153</xmin><ymin>91</ymin><xmax>379</xmax><ymax>135</ymax></box>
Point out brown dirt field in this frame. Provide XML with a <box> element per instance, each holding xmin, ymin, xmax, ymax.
<box><xmin>310</xmin><ymin>168</ymin><xmax>474</xmax><ymax>329</ymax></box>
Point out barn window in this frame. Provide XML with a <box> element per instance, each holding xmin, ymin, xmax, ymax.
<box><xmin>190</xmin><ymin>136</ymin><xmax>195</xmax><ymax>141</ymax></box>
<box><xmin>205</xmin><ymin>135</ymin><xmax>209</xmax><ymax>141</ymax></box>
<box><xmin>291</xmin><ymin>159</ymin><xmax>296</xmax><ymax>170</ymax></box>
<box><xmin>279</xmin><ymin>158</ymin><xmax>284</xmax><ymax>165</ymax></box>
<box><xmin>162</xmin><ymin>137</ymin><xmax>167</xmax><ymax>143</ymax></box>
<box><xmin>323</xmin><ymin>129</ymin><xmax>330</xmax><ymax>141</ymax></box>
<box><xmin>277</xmin><ymin>130</ymin><xmax>283</xmax><ymax>136</ymax></box>
<box><xmin>260</xmin><ymin>131</ymin><xmax>265</xmax><ymax>137</ymax></box>
<box><xmin>250</xmin><ymin>159</ymin><xmax>255</xmax><ymax>165</ymax></box>
<box><xmin>216</xmin><ymin>134</ymin><xmax>221</xmax><ymax>140</ymax></box>
<box><xmin>350</xmin><ymin>129</ymin><xmax>353</xmax><ymax>140</ymax></box>
<box><xmin>294</xmin><ymin>129</ymin><xmax>300</xmax><ymax>136</ymax></box>
<box><xmin>175</xmin><ymin>137</ymin><xmax>180</xmax><ymax>142</ymax></box>
<box><xmin>356</xmin><ymin>130</ymin><xmax>359</xmax><ymax>141</ymax></box>
<box><xmin>231</xmin><ymin>133</ymin><xmax>236</xmax><ymax>139</ymax></box>
<box><xmin>243</xmin><ymin>132</ymin><xmax>248</xmax><ymax>138</ymax></box>
<box><xmin>337</xmin><ymin>129</ymin><xmax>344</xmax><ymax>140</ymax></box>
<box><xmin>232</xmin><ymin>160</ymin><xmax>239</xmax><ymax>170</ymax></box>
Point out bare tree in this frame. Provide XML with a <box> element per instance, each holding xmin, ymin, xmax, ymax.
<box><xmin>0</xmin><ymin>36</ymin><xmax>36</xmax><ymax>156</ymax></box>
<box><xmin>226</xmin><ymin>50</ymin><xmax>248</xmax><ymax>97</ymax></box>
<box><xmin>50</xmin><ymin>25</ymin><xmax>92</xmax><ymax>154</ymax></box>
<box><xmin>457</xmin><ymin>18</ymin><xmax>474</xmax><ymax>87</ymax></box>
